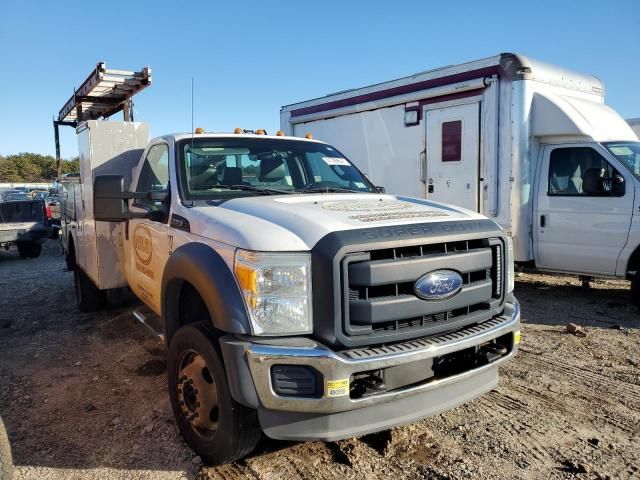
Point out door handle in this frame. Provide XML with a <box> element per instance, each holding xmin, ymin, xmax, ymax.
<box><xmin>540</xmin><ymin>215</ymin><xmax>546</xmax><ymax>228</ymax></box>
<box><xmin>419</xmin><ymin>151</ymin><xmax>427</xmax><ymax>183</ymax></box>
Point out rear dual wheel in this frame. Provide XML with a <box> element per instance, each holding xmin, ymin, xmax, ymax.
<box><xmin>167</xmin><ymin>322</ymin><xmax>261</xmax><ymax>465</ymax></box>
<box><xmin>74</xmin><ymin>267</ymin><xmax>105</xmax><ymax>312</ymax></box>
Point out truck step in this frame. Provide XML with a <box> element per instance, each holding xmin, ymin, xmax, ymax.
<box><xmin>132</xmin><ymin>306</ymin><xmax>164</xmax><ymax>342</ymax></box>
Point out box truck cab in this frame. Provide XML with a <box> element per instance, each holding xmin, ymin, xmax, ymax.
<box><xmin>281</xmin><ymin>53</ymin><xmax>640</xmax><ymax>303</ymax></box>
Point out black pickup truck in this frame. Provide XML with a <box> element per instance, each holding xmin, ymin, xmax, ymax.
<box><xmin>0</xmin><ymin>199</ymin><xmax>53</xmax><ymax>258</ymax></box>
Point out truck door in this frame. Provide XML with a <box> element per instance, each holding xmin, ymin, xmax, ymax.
<box><xmin>424</xmin><ymin>102</ymin><xmax>480</xmax><ymax>211</ymax></box>
<box><xmin>126</xmin><ymin>143</ymin><xmax>171</xmax><ymax>314</ymax></box>
<box><xmin>534</xmin><ymin>144</ymin><xmax>634</xmax><ymax>275</ymax></box>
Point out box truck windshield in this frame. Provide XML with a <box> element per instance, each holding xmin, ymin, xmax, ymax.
<box><xmin>177</xmin><ymin>137</ymin><xmax>375</xmax><ymax>200</ymax></box>
<box><xmin>604</xmin><ymin>141</ymin><xmax>640</xmax><ymax>178</ymax></box>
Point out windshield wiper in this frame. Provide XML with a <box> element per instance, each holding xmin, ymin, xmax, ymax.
<box><xmin>192</xmin><ymin>184</ymin><xmax>292</xmax><ymax>195</ymax></box>
<box><xmin>296</xmin><ymin>186</ymin><xmax>363</xmax><ymax>194</ymax></box>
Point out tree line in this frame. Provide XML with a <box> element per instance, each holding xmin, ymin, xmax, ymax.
<box><xmin>0</xmin><ymin>153</ymin><xmax>80</xmax><ymax>182</ymax></box>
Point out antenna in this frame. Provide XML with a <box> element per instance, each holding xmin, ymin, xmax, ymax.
<box><xmin>190</xmin><ymin>77</ymin><xmax>195</xmax><ymax>159</ymax></box>
<box><xmin>191</xmin><ymin>77</ymin><xmax>194</xmax><ymax>135</ymax></box>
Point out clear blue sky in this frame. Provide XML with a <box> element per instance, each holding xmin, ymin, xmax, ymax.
<box><xmin>1</xmin><ymin>0</ymin><xmax>638</xmax><ymax>158</ymax></box>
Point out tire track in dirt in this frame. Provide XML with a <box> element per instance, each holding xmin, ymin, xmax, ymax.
<box><xmin>474</xmin><ymin>391</ymin><xmax>559</xmax><ymax>470</ymax></box>
<box><xmin>520</xmin><ymin>350</ymin><xmax>640</xmax><ymax>404</ymax></box>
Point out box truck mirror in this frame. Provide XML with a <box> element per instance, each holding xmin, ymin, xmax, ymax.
<box><xmin>94</xmin><ymin>175</ymin><xmax>133</xmax><ymax>222</ymax></box>
<box><xmin>612</xmin><ymin>174</ymin><xmax>625</xmax><ymax>196</ymax></box>
<box><xmin>376</xmin><ymin>186</ymin><xmax>386</xmax><ymax>194</ymax></box>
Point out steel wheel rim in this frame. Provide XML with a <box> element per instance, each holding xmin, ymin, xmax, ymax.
<box><xmin>176</xmin><ymin>350</ymin><xmax>219</xmax><ymax>439</ymax></box>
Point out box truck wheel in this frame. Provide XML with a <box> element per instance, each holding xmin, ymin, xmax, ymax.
<box><xmin>0</xmin><ymin>416</ymin><xmax>13</xmax><ymax>480</ymax></box>
<box><xmin>167</xmin><ymin>322</ymin><xmax>261</xmax><ymax>465</ymax></box>
<box><xmin>631</xmin><ymin>274</ymin><xmax>640</xmax><ymax>309</ymax></box>
<box><xmin>17</xmin><ymin>242</ymin><xmax>41</xmax><ymax>259</ymax></box>
<box><xmin>74</xmin><ymin>267</ymin><xmax>105</xmax><ymax>312</ymax></box>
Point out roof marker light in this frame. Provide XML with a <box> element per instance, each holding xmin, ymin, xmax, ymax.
<box><xmin>276</xmin><ymin>130</ymin><xmax>284</xmax><ymax>136</ymax></box>
<box><xmin>256</xmin><ymin>129</ymin><xmax>266</xmax><ymax>135</ymax></box>
<box><xmin>234</xmin><ymin>128</ymin><xmax>243</xmax><ymax>134</ymax></box>
<box><xmin>195</xmin><ymin>127</ymin><xmax>205</xmax><ymax>134</ymax></box>
<box><xmin>305</xmin><ymin>133</ymin><xmax>313</xmax><ymax>139</ymax></box>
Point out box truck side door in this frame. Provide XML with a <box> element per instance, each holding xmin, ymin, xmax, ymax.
<box><xmin>126</xmin><ymin>143</ymin><xmax>172</xmax><ymax>314</ymax></box>
<box><xmin>424</xmin><ymin>102</ymin><xmax>480</xmax><ymax>211</ymax></box>
<box><xmin>534</xmin><ymin>144</ymin><xmax>633</xmax><ymax>275</ymax></box>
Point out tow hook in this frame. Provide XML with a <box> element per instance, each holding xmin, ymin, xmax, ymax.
<box><xmin>350</xmin><ymin>371</ymin><xmax>386</xmax><ymax>399</ymax></box>
<box><xmin>479</xmin><ymin>342</ymin><xmax>508</xmax><ymax>363</ymax></box>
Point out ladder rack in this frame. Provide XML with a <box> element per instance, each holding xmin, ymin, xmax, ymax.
<box><xmin>57</xmin><ymin>62</ymin><xmax>152</xmax><ymax>124</ymax></box>
<box><xmin>53</xmin><ymin>62</ymin><xmax>152</xmax><ymax>177</ymax></box>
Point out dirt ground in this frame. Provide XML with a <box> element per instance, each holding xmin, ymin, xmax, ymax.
<box><xmin>0</xmin><ymin>241</ymin><xmax>638</xmax><ymax>480</ymax></box>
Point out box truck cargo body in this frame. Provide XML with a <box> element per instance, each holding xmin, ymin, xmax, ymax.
<box><xmin>628</xmin><ymin>118</ymin><xmax>640</xmax><ymax>139</ymax></box>
<box><xmin>281</xmin><ymin>53</ymin><xmax>640</xmax><ymax>291</ymax></box>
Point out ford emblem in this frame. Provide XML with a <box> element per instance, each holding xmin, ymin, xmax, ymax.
<box><xmin>414</xmin><ymin>270</ymin><xmax>463</xmax><ymax>301</ymax></box>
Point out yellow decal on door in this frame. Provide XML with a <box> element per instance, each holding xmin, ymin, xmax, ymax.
<box><xmin>133</xmin><ymin>224</ymin><xmax>153</xmax><ymax>265</ymax></box>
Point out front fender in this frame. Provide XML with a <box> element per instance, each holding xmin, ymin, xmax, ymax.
<box><xmin>161</xmin><ymin>242</ymin><xmax>250</xmax><ymax>344</ymax></box>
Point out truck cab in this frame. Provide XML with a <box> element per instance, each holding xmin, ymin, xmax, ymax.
<box><xmin>533</xmin><ymin>139</ymin><xmax>640</xmax><ymax>281</ymax></box>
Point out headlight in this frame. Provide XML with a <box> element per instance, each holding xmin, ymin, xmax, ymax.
<box><xmin>234</xmin><ymin>250</ymin><xmax>312</xmax><ymax>335</ymax></box>
<box><xmin>506</xmin><ymin>236</ymin><xmax>515</xmax><ymax>294</ymax></box>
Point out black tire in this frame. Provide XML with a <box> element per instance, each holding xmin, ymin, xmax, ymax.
<box><xmin>0</xmin><ymin>416</ymin><xmax>13</xmax><ymax>480</ymax></box>
<box><xmin>631</xmin><ymin>274</ymin><xmax>640</xmax><ymax>309</ymax></box>
<box><xmin>74</xmin><ymin>267</ymin><xmax>105</xmax><ymax>312</ymax></box>
<box><xmin>167</xmin><ymin>322</ymin><xmax>261</xmax><ymax>465</ymax></box>
<box><xmin>17</xmin><ymin>242</ymin><xmax>41</xmax><ymax>259</ymax></box>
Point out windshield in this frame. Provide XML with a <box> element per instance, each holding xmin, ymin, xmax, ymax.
<box><xmin>177</xmin><ymin>137</ymin><xmax>374</xmax><ymax>201</ymax></box>
<box><xmin>603</xmin><ymin>141</ymin><xmax>640</xmax><ymax>180</ymax></box>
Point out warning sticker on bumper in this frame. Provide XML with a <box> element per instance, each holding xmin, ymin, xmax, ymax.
<box><xmin>326</xmin><ymin>379</ymin><xmax>350</xmax><ymax>397</ymax></box>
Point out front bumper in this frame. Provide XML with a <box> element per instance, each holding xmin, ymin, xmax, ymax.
<box><xmin>220</xmin><ymin>299</ymin><xmax>520</xmax><ymax>441</ymax></box>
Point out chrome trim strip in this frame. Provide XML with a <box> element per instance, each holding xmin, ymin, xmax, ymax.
<box><xmin>245</xmin><ymin>301</ymin><xmax>520</xmax><ymax>413</ymax></box>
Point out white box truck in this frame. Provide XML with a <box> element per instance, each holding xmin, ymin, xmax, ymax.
<box><xmin>57</xmin><ymin>64</ymin><xmax>520</xmax><ymax>464</ymax></box>
<box><xmin>628</xmin><ymin>118</ymin><xmax>640</xmax><ymax>139</ymax></box>
<box><xmin>281</xmin><ymin>53</ymin><xmax>640</xmax><ymax>303</ymax></box>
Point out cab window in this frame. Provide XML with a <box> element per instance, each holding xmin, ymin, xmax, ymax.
<box><xmin>548</xmin><ymin>147</ymin><xmax>623</xmax><ymax>197</ymax></box>
<box><xmin>135</xmin><ymin>143</ymin><xmax>169</xmax><ymax>209</ymax></box>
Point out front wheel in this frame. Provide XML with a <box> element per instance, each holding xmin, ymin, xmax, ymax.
<box><xmin>167</xmin><ymin>322</ymin><xmax>261</xmax><ymax>465</ymax></box>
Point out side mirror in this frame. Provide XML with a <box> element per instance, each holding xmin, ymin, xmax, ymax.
<box><xmin>612</xmin><ymin>174</ymin><xmax>625</xmax><ymax>196</ymax></box>
<box><xmin>376</xmin><ymin>186</ymin><xmax>386</xmax><ymax>194</ymax></box>
<box><xmin>94</xmin><ymin>175</ymin><xmax>132</xmax><ymax>221</ymax></box>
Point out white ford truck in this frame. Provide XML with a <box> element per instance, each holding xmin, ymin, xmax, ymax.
<box><xmin>56</xmin><ymin>65</ymin><xmax>520</xmax><ymax>464</ymax></box>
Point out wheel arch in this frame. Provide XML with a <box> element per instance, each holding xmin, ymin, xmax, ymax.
<box><xmin>626</xmin><ymin>243</ymin><xmax>640</xmax><ymax>278</ymax></box>
<box><xmin>66</xmin><ymin>232</ymin><xmax>77</xmax><ymax>270</ymax></box>
<box><xmin>161</xmin><ymin>242</ymin><xmax>251</xmax><ymax>345</ymax></box>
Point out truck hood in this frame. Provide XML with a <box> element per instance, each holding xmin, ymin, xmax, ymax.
<box><xmin>187</xmin><ymin>193</ymin><xmax>487</xmax><ymax>251</ymax></box>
